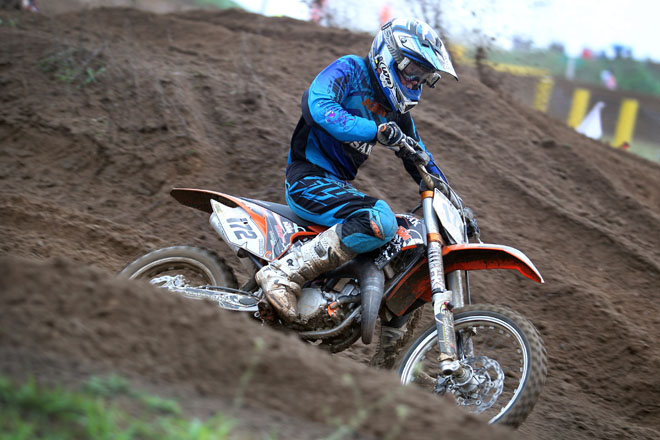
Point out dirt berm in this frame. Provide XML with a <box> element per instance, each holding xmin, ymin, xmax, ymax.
<box><xmin>1</xmin><ymin>6</ymin><xmax>659</xmax><ymax>440</ymax></box>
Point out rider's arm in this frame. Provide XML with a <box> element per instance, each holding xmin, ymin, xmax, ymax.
<box><xmin>396</xmin><ymin>113</ymin><xmax>449</xmax><ymax>184</ymax></box>
<box><xmin>305</xmin><ymin>56</ymin><xmax>378</xmax><ymax>142</ymax></box>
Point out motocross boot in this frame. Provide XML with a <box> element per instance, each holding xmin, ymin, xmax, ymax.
<box><xmin>255</xmin><ymin>224</ymin><xmax>355</xmax><ymax>323</ymax></box>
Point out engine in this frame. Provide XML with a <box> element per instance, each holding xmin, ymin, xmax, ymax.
<box><xmin>297</xmin><ymin>282</ymin><xmax>361</xmax><ymax>328</ymax></box>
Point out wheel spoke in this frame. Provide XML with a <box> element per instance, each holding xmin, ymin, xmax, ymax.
<box><xmin>398</xmin><ymin>305</ymin><xmax>546</xmax><ymax>427</ymax></box>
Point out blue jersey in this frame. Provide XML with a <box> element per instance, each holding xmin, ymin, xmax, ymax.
<box><xmin>288</xmin><ymin>55</ymin><xmax>445</xmax><ymax>183</ymax></box>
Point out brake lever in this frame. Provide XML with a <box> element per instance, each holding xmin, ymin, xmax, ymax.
<box><xmin>395</xmin><ymin>136</ymin><xmax>435</xmax><ymax>190</ymax></box>
<box><xmin>400</xmin><ymin>136</ymin><xmax>419</xmax><ymax>154</ymax></box>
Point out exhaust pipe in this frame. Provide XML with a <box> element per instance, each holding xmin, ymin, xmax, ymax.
<box><xmin>329</xmin><ymin>256</ymin><xmax>384</xmax><ymax>344</ymax></box>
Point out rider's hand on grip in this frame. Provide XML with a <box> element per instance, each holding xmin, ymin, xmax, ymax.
<box><xmin>377</xmin><ymin>122</ymin><xmax>405</xmax><ymax>151</ymax></box>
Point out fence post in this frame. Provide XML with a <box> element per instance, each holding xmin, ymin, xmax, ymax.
<box><xmin>612</xmin><ymin>99</ymin><xmax>639</xmax><ymax>148</ymax></box>
<box><xmin>567</xmin><ymin>88</ymin><xmax>591</xmax><ymax>128</ymax></box>
<box><xmin>533</xmin><ymin>77</ymin><xmax>554</xmax><ymax>112</ymax></box>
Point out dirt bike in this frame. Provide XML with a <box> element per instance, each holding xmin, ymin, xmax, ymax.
<box><xmin>120</xmin><ymin>137</ymin><xmax>547</xmax><ymax>427</ymax></box>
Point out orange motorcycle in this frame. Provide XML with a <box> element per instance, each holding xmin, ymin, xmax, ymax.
<box><xmin>121</xmin><ymin>137</ymin><xmax>547</xmax><ymax>427</ymax></box>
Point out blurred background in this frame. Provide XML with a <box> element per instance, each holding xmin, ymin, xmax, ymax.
<box><xmin>28</xmin><ymin>0</ymin><xmax>660</xmax><ymax>162</ymax></box>
<box><xmin>241</xmin><ymin>0</ymin><xmax>660</xmax><ymax>163</ymax></box>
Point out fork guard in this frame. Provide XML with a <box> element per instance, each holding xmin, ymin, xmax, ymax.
<box><xmin>385</xmin><ymin>243</ymin><xmax>544</xmax><ymax>317</ymax></box>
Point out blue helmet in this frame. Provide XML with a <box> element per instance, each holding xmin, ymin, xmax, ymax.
<box><xmin>369</xmin><ymin>18</ymin><xmax>458</xmax><ymax>113</ymax></box>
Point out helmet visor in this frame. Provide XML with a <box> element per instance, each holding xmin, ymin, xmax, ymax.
<box><xmin>396</xmin><ymin>58</ymin><xmax>435</xmax><ymax>90</ymax></box>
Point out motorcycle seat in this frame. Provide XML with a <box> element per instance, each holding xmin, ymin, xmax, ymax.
<box><xmin>242</xmin><ymin>198</ymin><xmax>317</xmax><ymax>228</ymax></box>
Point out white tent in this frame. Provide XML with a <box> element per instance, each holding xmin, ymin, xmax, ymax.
<box><xmin>576</xmin><ymin>101</ymin><xmax>605</xmax><ymax>140</ymax></box>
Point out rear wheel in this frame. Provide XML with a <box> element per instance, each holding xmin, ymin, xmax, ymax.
<box><xmin>119</xmin><ymin>246</ymin><xmax>237</xmax><ymax>289</ymax></box>
<box><xmin>397</xmin><ymin>304</ymin><xmax>547</xmax><ymax>427</ymax></box>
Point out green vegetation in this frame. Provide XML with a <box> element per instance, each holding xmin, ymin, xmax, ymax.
<box><xmin>84</xmin><ymin>374</ymin><xmax>183</xmax><ymax>415</ymax></box>
<box><xmin>0</xmin><ymin>344</ymin><xmax>411</xmax><ymax>440</ymax></box>
<box><xmin>0</xmin><ymin>375</ymin><xmax>238</xmax><ymax>439</ymax></box>
<box><xmin>629</xmin><ymin>138</ymin><xmax>660</xmax><ymax>162</ymax></box>
<box><xmin>484</xmin><ymin>47</ymin><xmax>660</xmax><ymax>97</ymax></box>
<box><xmin>0</xmin><ymin>339</ymin><xmax>277</xmax><ymax>439</ymax></box>
<box><xmin>194</xmin><ymin>0</ymin><xmax>243</xmax><ymax>9</ymax></box>
<box><xmin>600</xmin><ymin>136</ymin><xmax>660</xmax><ymax>163</ymax></box>
<box><xmin>0</xmin><ymin>17</ymin><xmax>19</xmax><ymax>27</ymax></box>
<box><xmin>38</xmin><ymin>47</ymin><xmax>106</xmax><ymax>87</ymax></box>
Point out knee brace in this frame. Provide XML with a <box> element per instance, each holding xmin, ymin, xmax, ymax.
<box><xmin>339</xmin><ymin>200</ymin><xmax>397</xmax><ymax>254</ymax></box>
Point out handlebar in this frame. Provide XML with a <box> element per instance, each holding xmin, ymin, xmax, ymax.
<box><xmin>394</xmin><ymin>136</ymin><xmax>465</xmax><ymax>211</ymax></box>
<box><xmin>396</xmin><ymin>136</ymin><xmax>442</xmax><ymax>192</ymax></box>
<box><xmin>393</xmin><ymin>136</ymin><xmax>480</xmax><ymax>242</ymax></box>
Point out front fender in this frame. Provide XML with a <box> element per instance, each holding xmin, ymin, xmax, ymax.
<box><xmin>442</xmin><ymin>243</ymin><xmax>544</xmax><ymax>284</ymax></box>
<box><xmin>384</xmin><ymin>243</ymin><xmax>543</xmax><ymax>316</ymax></box>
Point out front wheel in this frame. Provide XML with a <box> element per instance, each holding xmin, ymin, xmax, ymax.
<box><xmin>119</xmin><ymin>246</ymin><xmax>238</xmax><ymax>289</ymax></box>
<box><xmin>397</xmin><ymin>304</ymin><xmax>547</xmax><ymax>428</ymax></box>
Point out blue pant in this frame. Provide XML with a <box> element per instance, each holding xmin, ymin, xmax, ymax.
<box><xmin>285</xmin><ymin>173</ymin><xmax>397</xmax><ymax>254</ymax></box>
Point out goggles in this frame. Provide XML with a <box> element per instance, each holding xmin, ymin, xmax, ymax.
<box><xmin>397</xmin><ymin>58</ymin><xmax>441</xmax><ymax>89</ymax></box>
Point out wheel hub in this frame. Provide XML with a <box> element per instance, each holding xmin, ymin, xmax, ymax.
<box><xmin>435</xmin><ymin>356</ymin><xmax>505</xmax><ymax>414</ymax></box>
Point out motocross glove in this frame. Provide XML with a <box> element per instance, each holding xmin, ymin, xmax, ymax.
<box><xmin>377</xmin><ymin>122</ymin><xmax>405</xmax><ymax>151</ymax></box>
<box><xmin>389</xmin><ymin>134</ymin><xmax>431</xmax><ymax>167</ymax></box>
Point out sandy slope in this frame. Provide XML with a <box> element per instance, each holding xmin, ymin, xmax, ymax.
<box><xmin>1</xmin><ymin>5</ymin><xmax>659</xmax><ymax>439</ymax></box>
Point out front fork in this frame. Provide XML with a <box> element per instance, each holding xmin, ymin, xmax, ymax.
<box><xmin>422</xmin><ymin>191</ymin><xmax>472</xmax><ymax>379</ymax></box>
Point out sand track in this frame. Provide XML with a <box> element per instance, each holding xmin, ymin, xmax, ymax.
<box><xmin>1</xmin><ymin>5</ymin><xmax>659</xmax><ymax>439</ymax></box>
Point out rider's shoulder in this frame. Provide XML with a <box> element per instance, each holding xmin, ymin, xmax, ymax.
<box><xmin>332</xmin><ymin>55</ymin><xmax>367</xmax><ymax>70</ymax></box>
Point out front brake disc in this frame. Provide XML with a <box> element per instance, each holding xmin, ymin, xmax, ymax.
<box><xmin>455</xmin><ymin>356</ymin><xmax>505</xmax><ymax>413</ymax></box>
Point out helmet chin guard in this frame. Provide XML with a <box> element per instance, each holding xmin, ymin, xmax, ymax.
<box><xmin>369</xmin><ymin>18</ymin><xmax>457</xmax><ymax>113</ymax></box>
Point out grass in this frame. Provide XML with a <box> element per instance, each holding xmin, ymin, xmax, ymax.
<box><xmin>0</xmin><ymin>357</ymin><xmax>410</xmax><ymax>440</ymax></box>
<box><xmin>482</xmin><ymin>47</ymin><xmax>660</xmax><ymax>97</ymax></box>
<box><xmin>38</xmin><ymin>47</ymin><xmax>107</xmax><ymax>88</ymax></box>
<box><xmin>0</xmin><ymin>375</ymin><xmax>237</xmax><ymax>440</ymax></box>
<box><xmin>0</xmin><ymin>17</ymin><xmax>19</xmax><ymax>27</ymax></box>
<box><xmin>194</xmin><ymin>0</ymin><xmax>243</xmax><ymax>9</ymax></box>
<box><xmin>600</xmin><ymin>136</ymin><xmax>660</xmax><ymax>163</ymax></box>
<box><xmin>624</xmin><ymin>138</ymin><xmax>660</xmax><ymax>163</ymax></box>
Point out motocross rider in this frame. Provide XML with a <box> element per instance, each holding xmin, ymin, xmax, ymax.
<box><xmin>256</xmin><ymin>19</ymin><xmax>478</xmax><ymax>352</ymax></box>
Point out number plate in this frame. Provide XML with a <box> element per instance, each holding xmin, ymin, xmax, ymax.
<box><xmin>432</xmin><ymin>189</ymin><xmax>466</xmax><ymax>244</ymax></box>
<box><xmin>210</xmin><ymin>199</ymin><xmax>265</xmax><ymax>256</ymax></box>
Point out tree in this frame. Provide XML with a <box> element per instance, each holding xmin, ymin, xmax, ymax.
<box><xmin>409</xmin><ymin>0</ymin><xmax>445</xmax><ymax>38</ymax></box>
<box><xmin>303</xmin><ymin>0</ymin><xmax>345</xmax><ymax>28</ymax></box>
